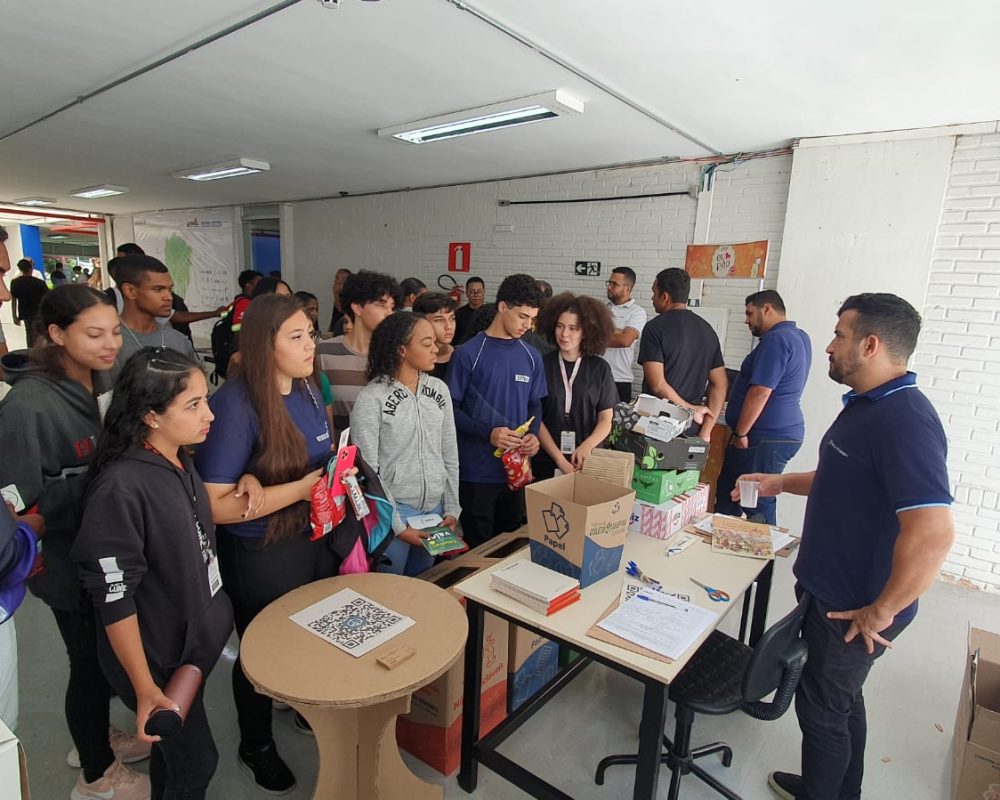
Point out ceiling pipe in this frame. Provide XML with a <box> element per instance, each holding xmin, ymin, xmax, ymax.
<box><xmin>0</xmin><ymin>0</ymin><xmax>306</xmax><ymax>143</ymax></box>
<box><xmin>0</xmin><ymin>208</ymin><xmax>107</xmax><ymax>223</ymax></box>
<box><xmin>443</xmin><ymin>0</ymin><xmax>722</xmax><ymax>156</ymax></box>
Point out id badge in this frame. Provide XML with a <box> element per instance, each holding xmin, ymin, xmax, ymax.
<box><xmin>560</xmin><ymin>430</ymin><xmax>576</xmax><ymax>454</ymax></box>
<box><xmin>207</xmin><ymin>555</ymin><xmax>223</xmax><ymax>597</ymax></box>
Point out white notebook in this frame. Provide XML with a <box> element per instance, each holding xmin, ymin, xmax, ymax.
<box><xmin>491</xmin><ymin>559</ymin><xmax>579</xmax><ymax>603</ymax></box>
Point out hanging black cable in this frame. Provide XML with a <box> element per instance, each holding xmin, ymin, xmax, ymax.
<box><xmin>499</xmin><ymin>189</ymin><xmax>696</xmax><ymax>206</ymax></box>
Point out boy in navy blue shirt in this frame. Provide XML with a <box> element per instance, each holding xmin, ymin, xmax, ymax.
<box><xmin>734</xmin><ymin>293</ymin><xmax>954</xmax><ymax>800</ymax></box>
<box><xmin>448</xmin><ymin>274</ymin><xmax>546</xmax><ymax>547</ymax></box>
<box><xmin>716</xmin><ymin>290</ymin><xmax>811</xmax><ymax>525</ymax></box>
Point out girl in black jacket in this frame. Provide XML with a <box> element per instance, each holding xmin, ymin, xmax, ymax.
<box><xmin>0</xmin><ymin>286</ymin><xmax>154</xmax><ymax>798</ymax></box>
<box><xmin>73</xmin><ymin>348</ymin><xmax>234</xmax><ymax>800</ymax></box>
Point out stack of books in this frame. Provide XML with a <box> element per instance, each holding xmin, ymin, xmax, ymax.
<box><xmin>490</xmin><ymin>560</ymin><xmax>581</xmax><ymax>615</ymax></box>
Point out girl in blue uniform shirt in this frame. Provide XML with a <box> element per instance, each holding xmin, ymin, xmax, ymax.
<box><xmin>195</xmin><ymin>294</ymin><xmax>331</xmax><ymax>795</ymax></box>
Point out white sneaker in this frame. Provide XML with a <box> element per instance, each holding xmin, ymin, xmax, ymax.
<box><xmin>67</xmin><ymin>726</ymin><xmax>152</xmax><ymax>768</ymax></box>
<box><xmin>71</xmin><ymin>759</ymin><xmax>150</xmax><ymax>800</ymax></box>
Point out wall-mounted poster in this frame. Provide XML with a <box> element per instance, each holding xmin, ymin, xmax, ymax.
<box><xmin>685</xmin><ymin>240</ymin><xmax>768</xmax><ymax>279</ymax></box>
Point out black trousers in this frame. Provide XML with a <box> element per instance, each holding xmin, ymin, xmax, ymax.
<box><xmin>51</xmin><ymin>604</ymin><xmax>115</xmax><ymax>782</ymax></box>
<box><xmin>615</xmin><ymin>382</ymin><xmax>632</xmax><ymax>404</ymax></box>
<box><xmin>113</xmin><ymin>680</ymin><xmax>217</xmax><ymax>800</ymax></box>
<box><xmin>458</xmin><ymin>482</ymin><xmax>525</xmax><ymax>549</ymax></box>
<box><xmin>217</xmin><ymin>530</ymin><xmax>338</xmax><ymax>750</ymax></box>
<box><xmin>795</xmin><ymin>589</ymin><xmax>909</xmax><ymax>800</ymax></box>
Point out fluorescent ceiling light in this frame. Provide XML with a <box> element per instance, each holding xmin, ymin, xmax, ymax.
<box><xmin>378</xmin><ymin>90</ymin><xmax>584</xmax><ymax>144</ymax></box>
<box><xmin>49</xmin><ymin>234</ymin><xmax>68</xmax><ymax>240</ymax></box>
<box><xmin>70</xmin><ymin>184</ymin><xmax>129</xmax><ymax>199</ymax></box>
<box><xmin>13</xmin><ymin>196</ymin><xmax>57</xmax><ymax>206</ymax></box>
<box><xmin>173</xmin><ymin>157</ymin><xmax>270</xmax><ymax>182</ymax></box>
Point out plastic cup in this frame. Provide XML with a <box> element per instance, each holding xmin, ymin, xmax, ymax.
<box><xmin>738</xmin><ymin>479</ymin><xmax>760</xmax><ymax>509</ymax></box>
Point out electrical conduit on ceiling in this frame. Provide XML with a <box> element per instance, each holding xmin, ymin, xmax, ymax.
<box><xmin>442</xmin><ymin>0</ymin><xmax>723</xmax><ymax>156</ymax></box>
<box><xmin>0</xmin><ymin>0</ymin><xmax>306</xmax><ymax>143</ymax></box>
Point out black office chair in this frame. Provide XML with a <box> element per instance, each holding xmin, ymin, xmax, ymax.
<box><xmin>595</xmin><ymin>594</ymin><xmax>809</xmax><ymax>800</ymax></box>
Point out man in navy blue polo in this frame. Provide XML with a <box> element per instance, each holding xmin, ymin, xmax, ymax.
<box><xmin>735</xmin><ymin>293</ymin><xmax>954</xmax><ymax>800</ymax></box>
<box><xmin>716</xmin><ymin>290</ymin><xmax>811</xmax><ymax>525</ymax></box>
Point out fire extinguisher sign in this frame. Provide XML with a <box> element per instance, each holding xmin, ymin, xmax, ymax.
<box><xmin>448</xmin><ymin>242</ymin><xmax>471</xmax><ymax>272</ymax></box>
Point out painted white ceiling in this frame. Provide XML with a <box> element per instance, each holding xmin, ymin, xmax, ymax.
<box><xmin>0</xmin><ymin>0</ymin><xmax>997</xmax><ymax>215</ymax></box>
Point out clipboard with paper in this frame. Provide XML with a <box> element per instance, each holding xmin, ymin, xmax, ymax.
<box><xmin>586</xmin><ymin>577</ymin><xmax>717</xmax><ymax>664</ymax></box>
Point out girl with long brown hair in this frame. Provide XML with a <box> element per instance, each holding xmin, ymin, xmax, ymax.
<box><xmin>195</xmin><ymin>294</ymin><xmax>330</xmax><ymax>795</ymax></box>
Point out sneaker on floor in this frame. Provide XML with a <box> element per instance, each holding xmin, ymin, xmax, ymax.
<box><xmin>292</xmin><ymin>712</ymin><xmax>314</xmax><ymax>737</ymax></box>
<box><xmin>238</xmin><ymin>742</ymin><xmax>296</xmax><ymax>795</ymax></box>
<box><xmin>67</xmin><ymin>726</ymin><xmax>152</xmax><ymax>768</ymax></box>
<box><xmin>71</xmin><ymin>759</ymin><xmax>150</xmax><ymax>800</ymax></box>
<box><xmin>768</xmin><ymin>771</ymin><xmax>803</xmax><ymax>800</ymax></box>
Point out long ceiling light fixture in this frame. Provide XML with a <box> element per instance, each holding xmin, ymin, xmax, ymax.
<box><xmin>12</xmin><ymin>196</ymin><xmax>58</xmax><ymax>206</ymax></box>
<box><xmin>70</xmin><ymin>184</ymin><xmax>129</xmax><ymax>199</ymax></box>
<box><xmin>174</xmin><ymin>157</ymin><xmax>270</xmax><ymax>182</ymax></box>
<box><xmin>378</xmin><ymin>90</ymin><xmax>584</xmax><ymax>145</ymax></box>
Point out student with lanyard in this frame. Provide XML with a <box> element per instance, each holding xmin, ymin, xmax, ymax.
<box><xmin>72</xmin><ymin>348</ymin><xmax>234</xmax><ymax>800</ymax></box>
<box><xmin>351</xmin><ymin>313</ymin><xmax>461</xmax><ymax>577</ymax></box>
<box><xmin>0</xmin><ymin>286</ymin><xmax>154</xmax><ymax>800</ymax></box>
<box><xmin>194</xmin><ymin>294</ymin><xmax>331</xmax><ymax>796</ymax></box>
<box><xmin>533</xmin><ymin>293</ymin><xmax>617</xmax><ymax>480</ymax></box>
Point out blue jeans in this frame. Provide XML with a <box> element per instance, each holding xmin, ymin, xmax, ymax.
<box><xmin>714</xmin><ymin>436</ymin><xmax>801</xmax><ymax>525</ymax></box>
<box><xmin>380</xmin><ymin>501</ymin><xmax>439</xmax><ymax>577</ymax></box>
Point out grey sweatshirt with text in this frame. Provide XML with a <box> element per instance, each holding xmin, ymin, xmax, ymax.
<box><xmin>349</xmin><ymin>374</ymin><xmax>461</xmax><ymax>532</ymax></box>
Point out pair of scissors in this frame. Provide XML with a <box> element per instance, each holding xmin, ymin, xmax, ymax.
<box><xmin>690</xmin><ymin>578</ymin><xmax>730</xmax><ymax>603</ymax></box>
<box><xmin>625</xmin><ymin>561</ymin><xmax>662</xmax><ymax>591</ymax></box>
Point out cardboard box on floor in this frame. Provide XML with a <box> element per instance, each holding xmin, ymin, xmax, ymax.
<box><xmin>398</xmin><ymin>557</ymin><xmax>508</xmax><ymax>775</ymax></box>
<box><xmin>525</xmin><ymin>473</ymin><xmax>634</xmax><ymax>589</ymax></box>
<box><xmin>953</xmin><ymin>627</ymin><xmax>1000</xmax><ymax>799</ymax></box>
<box><xmin>507</xmin><ymin>624</ymin><xmax>559</xmax><ymax>712</ymax></box>
<box><xmin>0</xmin><ymin>719</ymin><xmax>29</xmax><ymax>800</ymax></box>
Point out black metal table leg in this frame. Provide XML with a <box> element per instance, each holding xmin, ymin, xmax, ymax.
<box><xmin>632</xmin><ymin>680</ymin><xmax>668</xmax><ymax>800</ymax></box>
<box><xmin>458</xmin><ymin>599</ymin><xmax>485</xmax><ymax>793</ymax></box>
<box><xmin>748</xmin><ymin>559</ymin><xmax>774</xmax><ymax>647</ymax></box>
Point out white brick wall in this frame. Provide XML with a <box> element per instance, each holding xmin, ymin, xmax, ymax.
<box><xmin>292</xmin><ymin>154</ymin><xmax>792</xmax><ymax>379</ymax></box>
<box><xmin>916</xmin><ymin>132</ymin><xmax>1000</xmax><ymax>590</ymax></box>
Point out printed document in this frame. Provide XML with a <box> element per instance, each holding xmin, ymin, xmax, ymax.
<box><xmin>598</xmin><ymin>589</ymin><xmax>717</xmax><ymax>661</ymax></box>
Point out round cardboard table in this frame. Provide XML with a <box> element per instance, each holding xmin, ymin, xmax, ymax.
<box><xmin>241</xmin><ymin>572</ymin><xmax>468</xmax><ymax>800</ymax></box>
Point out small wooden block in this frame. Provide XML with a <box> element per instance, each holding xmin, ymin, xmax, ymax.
<box><xmin>377</xmin><ymin>645</ymin><xmax>416</xmax><ymax>670</ymax></box>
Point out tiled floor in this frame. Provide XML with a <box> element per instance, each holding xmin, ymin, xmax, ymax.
<box><xmin>13</xmin><ymin>553</ymin><xmax>982</xmax><ymax>799</ymax></box>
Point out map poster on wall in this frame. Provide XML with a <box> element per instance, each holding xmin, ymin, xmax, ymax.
<box><xmin>684</xmin><ymin>240</ymin><xmax>769</xmax><ymax>280</ymax></box>
<box><xmin>133</xmin><ymin>208</ymin><xmax>238</xmax><ymax>337</ymax></box>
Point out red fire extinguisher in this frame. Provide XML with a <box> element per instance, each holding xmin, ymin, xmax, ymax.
<box><xmin>437</xmin><ymin>274</ymin><xmax>465</xmax><ymax>304</ymax></box>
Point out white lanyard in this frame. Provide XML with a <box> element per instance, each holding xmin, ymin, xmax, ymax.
<box><xmin>559</xmin><ymin>357</ymin><xmax>582</xmax><ymax>417</ymax></box>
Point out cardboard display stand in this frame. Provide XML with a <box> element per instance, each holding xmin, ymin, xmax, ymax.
<box><xmin>240</xmin><ymin>573</ymin><xmax>467</xmax><ymax>800</ymax></box>
<box><xmin>507</xmin><ymin>625</ymin><xmax>559</xmax><ymax>712</ymax></box>
<box><xmin>397</xmin><ymin>558</ymin><xmax>508</xmax><ymax>775</ymax></box>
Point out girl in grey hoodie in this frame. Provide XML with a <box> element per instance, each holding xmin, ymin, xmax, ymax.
<box><xmin>350</xmin><ymin>313</ymin><xmax>461</xmax><ymax>576</ymax></box>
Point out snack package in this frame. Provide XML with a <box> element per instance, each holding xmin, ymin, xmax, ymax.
<box><xmin>310</xmin><ymin>470</ymin><xmax>345</xmax><ymax>541</ymax></box>
<box><xmin>501</xmin><ymin>448</ymin><xmax>533</xmax><ymax>491</ymax></box>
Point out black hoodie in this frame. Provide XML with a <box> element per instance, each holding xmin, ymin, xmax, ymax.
<box><xmin>72</xmin><ymin>447</ymin><xmax>233</xmax><ymax>687</ymax></box>
<box><xmin>0</xmin><ymin>351</ymin><xmax>111</xmax><ymax>610</ymax></box>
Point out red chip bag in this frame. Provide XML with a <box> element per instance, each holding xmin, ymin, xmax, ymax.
<box><xmin>310</xmin><ymin>457</ymin><xmax>346</xmax><ymax>540</ymax></box>
<box><xmin>500</xmin><ymin>448</ymin><xmax>533</xmax><ymax>491</ymax></box>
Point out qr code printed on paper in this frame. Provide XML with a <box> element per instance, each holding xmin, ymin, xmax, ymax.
<box><xmin>290</xmin><ymin>588</ymin><xmax>415</xmax><ymax>657</ymax></box>
<box><xmin>622</xmin><ymin>581</ymin><xmax>690</xmax><ymax>604</ymax></box>
<box><xmin>307</xmin><ymin>597</ymin><xmax>403</xmax><ymax>649</ymax></box>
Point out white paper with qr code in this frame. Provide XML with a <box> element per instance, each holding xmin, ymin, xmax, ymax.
<box><xmin>289</xmin><ymin>589</ymin><xmax>415</xmax><ymax>657</ymax></box>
